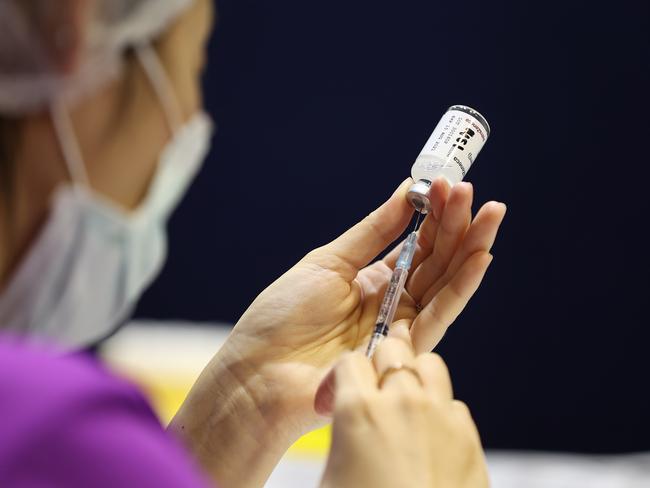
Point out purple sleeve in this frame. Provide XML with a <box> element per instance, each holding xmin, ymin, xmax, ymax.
<box><xmin>0</xmin><ymin>338</ymin><xmax>212</xmax><ymax>488</ymax></box>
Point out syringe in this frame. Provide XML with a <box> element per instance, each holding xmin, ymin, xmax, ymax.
<box><xmin>366</xmin><ymin>212</ymin><xmax>423</xmax><ymax>358</ymax></box>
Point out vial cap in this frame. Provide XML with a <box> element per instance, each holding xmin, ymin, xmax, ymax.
<box><xmin>406</xmin><ymin>179</ymin><xmax>432</xmax><ymax>214</ymax></box>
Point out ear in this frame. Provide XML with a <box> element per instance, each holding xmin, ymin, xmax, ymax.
<box><xmin>26</xmin><ymin>0</ymin><xmax>93</xmax><ymax>74</ymax></box>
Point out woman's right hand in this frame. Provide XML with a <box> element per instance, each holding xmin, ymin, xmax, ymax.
<box><xmin>321</xmin><ymin>325</ymin><xmax>489</xmax><ymax>488</ymax></box>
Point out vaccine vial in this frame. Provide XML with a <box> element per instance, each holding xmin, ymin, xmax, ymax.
<box><xmin>406</xmin><ymin>105</ymin><xmax>490</xmax><ymax>213</ymax></box>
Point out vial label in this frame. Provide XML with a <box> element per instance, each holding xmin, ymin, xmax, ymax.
<box><xmin>412</xmin><ymin>107</ymin><xmax>489</xmax><ymax>185</ymax></box>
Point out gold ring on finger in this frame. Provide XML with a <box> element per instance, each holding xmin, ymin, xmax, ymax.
<box><xmin>378</xmin><ymin>362</ymin><xmax>423</xmax><ymax>388</ymax></box>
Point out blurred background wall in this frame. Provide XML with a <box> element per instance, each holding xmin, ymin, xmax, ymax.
<box><xmin>135</xmin><ymin>0</ymin><xmax>650</xmax><ymax>453</ymax></box>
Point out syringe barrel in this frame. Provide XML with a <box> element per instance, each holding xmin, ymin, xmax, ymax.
<box><xmin>374</xmin><ymin>267</ymin><xmax>409</xmax><ymax>331</ymax></box>
<box><xmin>365</xmin><ymin>267</ymin><xmax>409</xmax><ymax>357</ymax></box>
<box><xmin>396</xmin><ymin>232</ymin><xmax>418</xmax><ymax>270</ymax></box>
<box><xmin>365</xmin><ymin>233</ymin><xmax>418</xmax><ymax>357</ymax></box>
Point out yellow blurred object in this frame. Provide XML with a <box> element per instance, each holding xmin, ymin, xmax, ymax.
<box><xmin>287</xmin><ymin>425</ymin><xmax>331</xmax><ymax>458</ymax></box>
<box><xmin>119</xmin><ymin>367</ymin><xmax>331</xmax><ymax>458</ymax></box>
<box><xmin>102</xmin><ymin>323</ymin><xmax>332</xmax><ymax>458</ymax></box>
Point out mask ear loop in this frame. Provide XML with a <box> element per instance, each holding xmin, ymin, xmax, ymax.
<box><xmin>50</xmin><ymin>44</ymin><xmax>183</xmax><ymax>189</ymax></box>
<box><xmin>50</xmin><ymin>98</ymin><xmax>91</xmax><ymax>188</ymax></box>
<box><xmin>134</xmin><ymin>43</ymin><xmax>183</xmax><ymax>135</ymax></box>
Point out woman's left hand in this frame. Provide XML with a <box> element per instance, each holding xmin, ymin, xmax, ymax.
<box><xmin>224</xmin><ymin>178</ymin><xmax>504</xmax><ymax>426</ymax></box>
<box><xmin>171</xmin><ymin>178</ymin><xmax>505</xmax><ymax>487</ymax></box>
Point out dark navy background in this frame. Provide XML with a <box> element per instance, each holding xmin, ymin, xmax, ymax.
<box><xmin>136</xmin><ymin>0</ymin><xmax>650</xmax><ymax>452</ymax></box>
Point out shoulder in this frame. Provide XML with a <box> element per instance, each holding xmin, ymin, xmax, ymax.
<box><xmin>0</xmin><ymin>337</ymin><xmax>147</xmax><ymax>411</ymax></box>
<box><xmin>0</xmin><ymin>338</ymin><xmax>210</xmax><ymax>488</ymax></box>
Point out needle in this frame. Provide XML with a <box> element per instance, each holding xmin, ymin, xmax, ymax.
<box><xmin>412</xmin><ymin>210</ymin><xmax>423</xmax><ymax>233</ymax></box>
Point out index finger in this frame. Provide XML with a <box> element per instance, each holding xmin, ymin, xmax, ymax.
<box><xmin>414</xmin><ymin>353</ymin><xmax>453</xmax><ymax>401</ymax></box>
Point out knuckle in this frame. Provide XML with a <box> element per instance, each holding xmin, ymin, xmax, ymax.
<box><xmin>428</xmin><ymin>352</ymin><xmax>451</xmax><ymax>376</ymax></box>
<box><xmin>303</xmin><ymin>250</ymin><xmax>337</xmax><ymax>270</ymax></box>
<box><xmin>364</xmin><ymin>211</ymin><xmax>391</xmax><ymax>242</ymax></box>
<box><xmin>416</xmin><ymin>352</ymin><xmax>451</xmax><ymax>380</ymax></box>
<box><xmin>452</xmin><ymin>399</ymin><xmax>472</xmax><ymax>418</ymax></box>
<box><xmin>457</xmin><ymin>430</ymin><xmax>478</xmax><ymax>455</ymax></box>
<box><xmin>415</xmin><ymin>352</ymin><xmax>435</xmax><ymax>368</ymax></box>
<box><xmin>335</xmin><ymin>393</ymin><xmax>372</xmax><ymax>419</ymax></box>
<box><xmin>396</xmin><ymin>389</ymin><xmax>433</xmax><ymax>411</ymax></box>
<box><xmin>450</xmin><ymin>401</ymin><xmax>483</xmax><ymax>449</ymax></box>
<box><xmin>303</xmin><ymin>247</ymin><xmax>324</xmax><ymax>262</ymax></box>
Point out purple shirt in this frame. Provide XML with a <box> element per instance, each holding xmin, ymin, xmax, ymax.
<box><xmin>0</xmin><ymin>338</ymin><xmax>211</xmax><ymax>487</ymax></box>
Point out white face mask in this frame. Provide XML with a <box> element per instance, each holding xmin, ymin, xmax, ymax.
<box><xmin>0</xmin><ymin>44</ymin><xmax>213</xmax><ymax>348</ymax></box>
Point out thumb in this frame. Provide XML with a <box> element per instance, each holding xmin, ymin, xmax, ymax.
<box><xmin>313</xmin><ymin>366</ymin><xmax>336</xmax><ymax>417</ymax></box>
<box><xmin>314</xmin><ymin>351</ymin><xmax>377</xmax><ymax>417</ymax></box>
<box><xmin>308</xmin><ymin>179</ymin><xmax>414</xmax><ymax>280</ymax></box>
